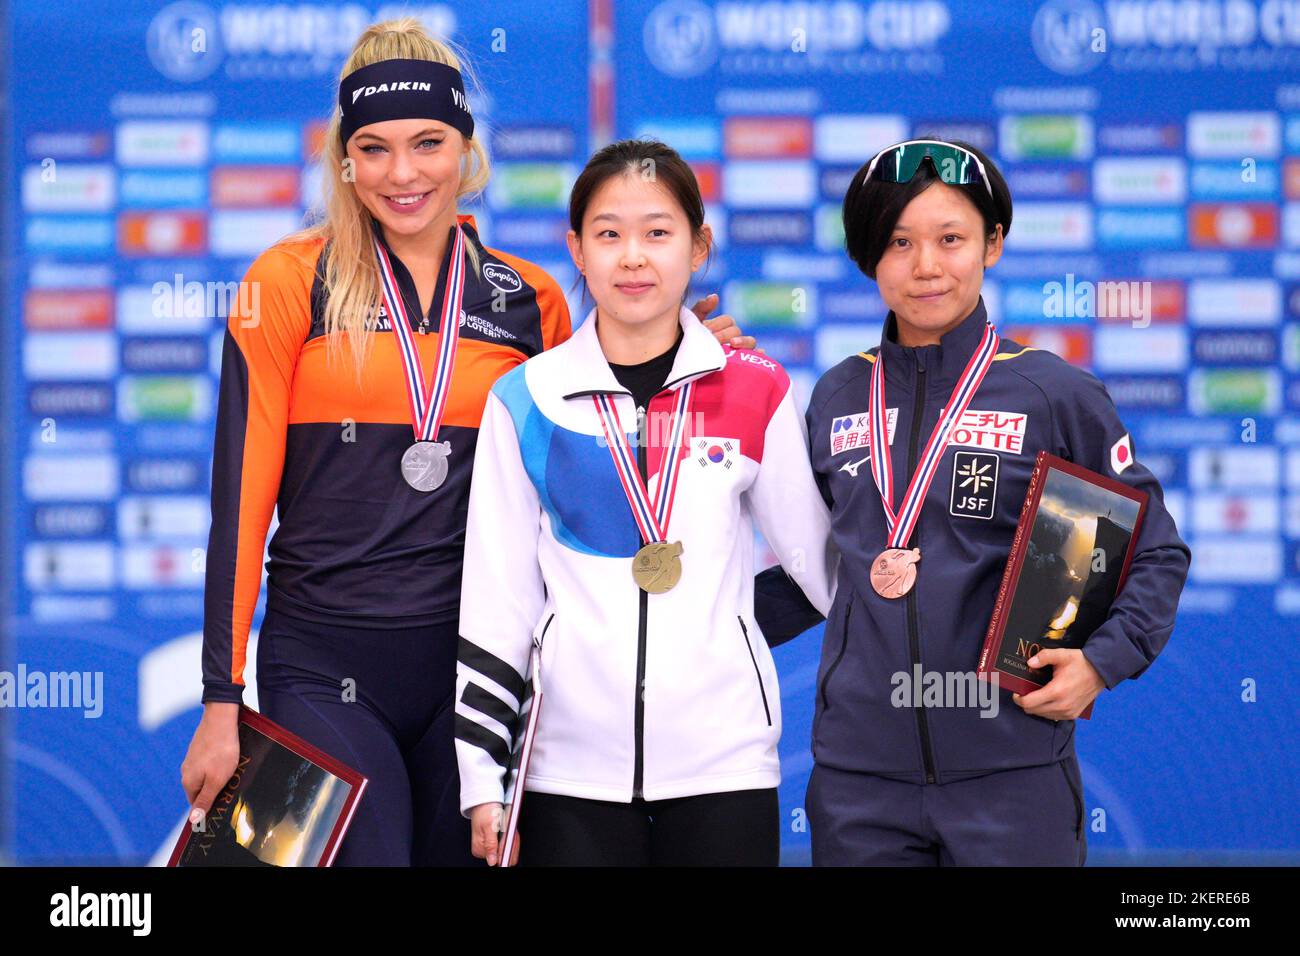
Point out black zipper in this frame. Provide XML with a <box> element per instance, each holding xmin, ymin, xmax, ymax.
<box><xmin>632</xmin><ymin>403</ymin><xmax>649</xmax><ymax>799</ymax></box>
<box><xmin>818</xmin><ymin>602</ymin><xmax>851</xmax><ymax>713</ymax></box>
<box><xmin>626</xmin><ymin>373</ymin><xmax>719</xmax><ymax>798</ymax></box>
<box><xmin>527</xmin><ymin>613</ymin><xmax>556</xmax><ymax>709</ymax></box>
<box><xmin>738</xmin><ymin>617</ymin><xmax>772</xmax><ymax>726</ymax></box>
<box><xmin>905</xmin><ymin>360</ymin><xmax>938</xmax><ymax>785</ymax></box>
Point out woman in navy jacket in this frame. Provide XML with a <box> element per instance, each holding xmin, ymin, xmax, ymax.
<box><xmin>759</xmin><ymin>138</ymin><xmax>1191</xmax><ymax>866</ymax></box>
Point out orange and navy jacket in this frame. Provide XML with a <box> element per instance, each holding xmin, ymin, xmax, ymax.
<box><xmin>201</xmin><ymin>214</ymin><xmax>571</xmax><ymax>704</ymax></box>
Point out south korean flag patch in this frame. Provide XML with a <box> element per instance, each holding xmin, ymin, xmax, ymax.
<box><xmin>1110</xmin><ymin>433</ymin><xmax>1134</xmax><ymax>475</ymax></box>
<box><xmin>695</xmin><ymin>437</ymin><xmax>738</xmax><ymax>470</ymax></box>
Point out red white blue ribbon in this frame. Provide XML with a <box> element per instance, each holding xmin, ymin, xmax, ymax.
<box><xmin>868</xmin><ymin>320</ymin><xmax>999</xmax><ymax>549</ymax></box>
<box><xmin>372</xmin><ymin>224</ymin><xmax>466</xmax><ymax>441</ymax></box>
<box><xmin>592</xmin><ymin>382</ymin><xmax>694</xmax><ymax>544</ymax></box>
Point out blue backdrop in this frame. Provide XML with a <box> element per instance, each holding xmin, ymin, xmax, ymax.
<box><xmin>3</xmin><ymin>0</ymin><xmax>1297</xmax><ymax>864</ymax></box>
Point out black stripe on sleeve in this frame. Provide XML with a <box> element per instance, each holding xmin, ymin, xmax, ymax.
<box><xmin>457</xmin><ymin>637</ymin><xmax>526</xmax><ymax>702</ymax></box>
<box><xmin>459</xmin><ymin>682</ymin><xmax>521</xmax><ymax>733</ymax></box>
<box><xmin>454</xmin><ymin>713</ymin><xmax>512</xmax><ymax>770</ymax></box>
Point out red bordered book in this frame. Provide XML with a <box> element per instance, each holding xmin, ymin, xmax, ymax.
<box><xmin>168</xmin><ymin>706</ymin><xmax>367</xmax><ymax>867</ymax></box>
<box><xmin>497</xmin><ymin>643</ymin><xmax>544</xmax><ymax>868</ymax></box>
<box><xmin>977</xmin><ymin>451</ymin><xmax>1148</xmax><ymax>721</ymax></box>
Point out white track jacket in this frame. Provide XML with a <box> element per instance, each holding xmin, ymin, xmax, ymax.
<box><xmin>455</xmin><ymin>306</ymin><xmax>836</xmax><ymax>812</ymax></box>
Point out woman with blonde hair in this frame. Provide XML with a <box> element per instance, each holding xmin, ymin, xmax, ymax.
<box><xmin>179</xmin><ymin>17</ymin><xmax>750</xmax><ymax>866</ymax></box>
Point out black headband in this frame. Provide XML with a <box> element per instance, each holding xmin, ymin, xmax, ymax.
<box><xmin>338</xmin><ymin>58</ymin><xmax>474</xmax><ymax>149</ymax></box>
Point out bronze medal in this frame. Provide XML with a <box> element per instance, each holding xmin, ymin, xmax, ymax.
<box><xmin>632</xmin><ymin>541</ymin><xmax>684</xmax><ymax>594</ymax></box>
<box><xmin>864</xmin><ymin>316</ymin><xmax>999</xmax><ymax>603</ymax></box>
<box><xmin>869</xmin><ymin>547</ymin><xmax>920</xmax><ymax>599</ymax></box>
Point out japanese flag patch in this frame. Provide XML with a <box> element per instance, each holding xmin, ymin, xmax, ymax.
<box><xmin>1110</xmin><ymin>433</ymin><xmax>1134</xmax><ymax>475</ymax></box>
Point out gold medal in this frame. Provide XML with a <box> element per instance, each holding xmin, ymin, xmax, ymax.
<box><xmin>632</xmin><ymin>541</ymin><xmax>684</xmax><ymax>594</ymax></box>
<box><xmin>592</xmin><ymin>381</ymin><xmax>697</xmax><ymax>598</ymax></box>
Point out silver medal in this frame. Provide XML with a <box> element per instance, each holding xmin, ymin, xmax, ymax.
<box><xmin>401</xmin><ymin>440</ymin><xmax>452</xmax><ymax>492</ymax></box>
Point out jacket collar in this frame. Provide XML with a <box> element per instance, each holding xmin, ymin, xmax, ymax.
<box><xmin>561</xmin><ymin>304</ymin><xmax>727</xmax><ymax>400</ymax></box>
<box><xmin>368</xmin><ymin>213</ymin><xmax>480</xmax><ymax>324</ymax></box>
<box><xmin>877</xmin><ymin>295</ymin><xmax>992</xmax><ymax>386</ymax></box>
<box><xmin>369</xmin><ymin>212</ymin><xmax>479</xmax><ymax>245</ymax></box>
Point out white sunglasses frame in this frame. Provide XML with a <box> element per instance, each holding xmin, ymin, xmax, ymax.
<box><xmin>862</xmin><ymin>139</ymin><xmax>995</xmax><ymax>201</ymax></box>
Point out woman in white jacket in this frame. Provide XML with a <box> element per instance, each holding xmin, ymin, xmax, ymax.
<box><xmin>455</xmin><ymin>139</ymin><xmax>837</xmax><ymax>866</ymax></box>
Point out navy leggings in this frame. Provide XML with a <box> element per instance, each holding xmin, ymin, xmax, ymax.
<box><xmin>255</xmin><ymin>606</ymin><xmax>479</xmax><ymax>867</ymax></box>
<box><xmin>518</xmin><ymin>788</ymin><xmax>780</xmax><ymax>866</ymax></box>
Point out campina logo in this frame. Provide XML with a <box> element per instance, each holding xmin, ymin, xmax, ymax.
<box><xmin>644</xmin><ymin>0</ymin><xmax>717</xmax><ymax>78</ymax></box>
<box><xmin>482</xmin><ymin>262</ymin><xmax>523</xmax><ymax>293</ymax></box>
<box><xmin>1031</xmin><ymin>0</ymin><xmax>1105</xmax><ymax>75</ymax></box>
<box><xmin>147</xmin><ymin>1</ymin><xmax>222</xmax><ymax>82</ymax></box>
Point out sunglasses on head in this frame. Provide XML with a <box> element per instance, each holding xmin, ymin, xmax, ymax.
<box><xmin>862</xmin><ymin>140</ymin><xmax>994</xmax><ymax>201</ymax></box>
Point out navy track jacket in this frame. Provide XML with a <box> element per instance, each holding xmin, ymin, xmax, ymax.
<box><xmin>767</xmin><ymin>296</ymin><xmax>1191</xmax><ymax>784</ymax></box>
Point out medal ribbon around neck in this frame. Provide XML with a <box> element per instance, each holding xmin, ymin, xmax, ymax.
<box><xmin>372</xmin><ymin>224</ymin><xmax>467</xmax><ymax>442</ymax></box>
<box><xmin>868</xmin><ymin>319</ymin><xmax>999</xmax><ymax>548</ymax></box>
<box><xmin>592</xmin><ymin>381</ymin><xmax>695</xmax><ymax>546</ymax></box>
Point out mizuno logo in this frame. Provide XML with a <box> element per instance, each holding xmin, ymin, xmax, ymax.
<box><xmin>840</xmin><ymin>455</ymin><xmax>870</xmax><ymax>478</ymax></box>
